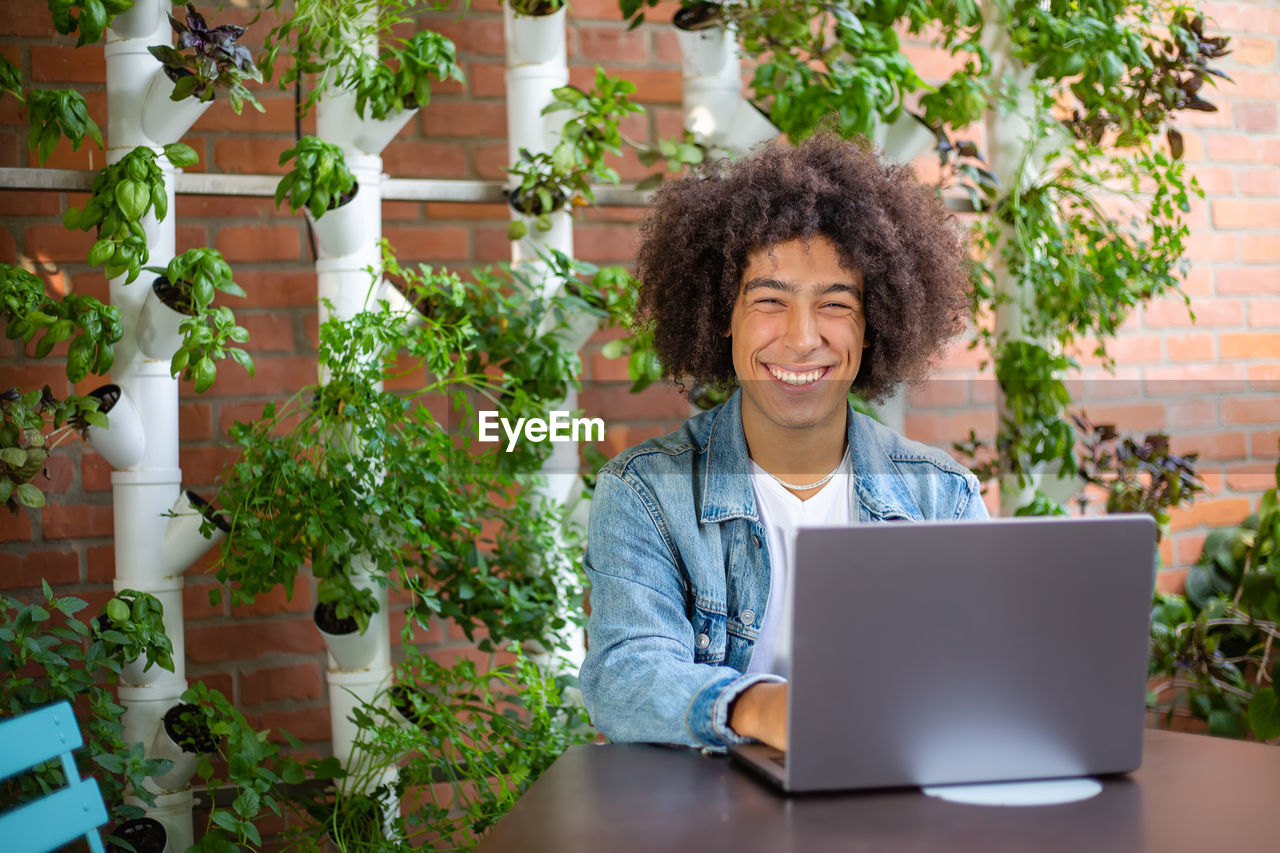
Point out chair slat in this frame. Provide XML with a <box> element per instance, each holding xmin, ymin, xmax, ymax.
<box><xmin>0</xmin><ymin>777</ymin><xmax>109</xmax><ymax>853</ymax></box>
<box><xmin>0</xmin><ymin>702</ymin><xmax>85</xmax><ymax>781</ymax></box>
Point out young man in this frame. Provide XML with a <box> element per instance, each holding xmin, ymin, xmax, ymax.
<box><xmin>579</xmin><ymin>135</ymin><xmax>987</xmax><ymax>752</ymax></box>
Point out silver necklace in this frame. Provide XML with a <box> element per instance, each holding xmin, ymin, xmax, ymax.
<box><xmin>761</xmin><ymin>443</ymin><xmax>851</xmax><ymax>492</ymax></box>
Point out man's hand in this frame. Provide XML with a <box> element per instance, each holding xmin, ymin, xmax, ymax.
<box><xmin>729</xmin><ymin>681</ymin><xmax>788</xmax><ymax>750</ymax></box>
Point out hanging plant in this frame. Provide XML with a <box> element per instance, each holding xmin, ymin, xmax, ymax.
<box><xmin>45</xmin><ymin>0</ymin><xmax>136</xmax><ymax>47</ymax></box>
<box><xmin>147</xmin><ymin>3</ymin><xmax>264</xmax><ymax>115</ymax></box>
<box><xmin>62</xmin><ymin>143</ymin><xmax>199</xmax><ymax>283</ymax></box>
<box><xmin>274</xmin><ymin>135</ymin><xmax>357</xmax><ymax>220</ymax></box>
<box><xmin>142</xmin><ymin>249</ymin><xmax>253</xmax><ymax>394</ymax></box>
<box><xmin>24</xmin><ymin>89</ymin><xmax>103</xmax><ymax>166</ymax></box>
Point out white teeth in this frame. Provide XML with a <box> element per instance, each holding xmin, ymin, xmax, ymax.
<box><xmin>768</xmin><ymin>365</ymin><xmax>824</xmax><ymax>385</ymax></box>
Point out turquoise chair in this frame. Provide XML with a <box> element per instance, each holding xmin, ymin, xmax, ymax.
<box><xmin>0</xmin><ymin>701</ymin><xmax>108</xmax><ymax>853</ymax></box>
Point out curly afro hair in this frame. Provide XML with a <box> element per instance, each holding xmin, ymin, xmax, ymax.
<box><xmin>633</xmin><ymin>133</ymin><xmax>972</xmax><ymax>403</ymax></box>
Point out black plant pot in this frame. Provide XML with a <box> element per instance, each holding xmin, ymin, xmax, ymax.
<box><xmin>673</xmin><ymin>1</ymin><xmax>723</xmax><ymax>31</ymax></box>
<box><xmin>507</xmin><ymin>185</ymin><xmax>567</xmax><ymax>218</ymax></box>
<box><xmin>108</xmin><ymin>817</ymin><xmax>168</xmax><ymax>853</ymax></box>
<box><xmin>163</xmin><ymin>703</ymin><xmax>217</xmax><ymax>754</ymax></box>
<box><xmin>183</xmin><ymin>490</ymin><xmax>231</xmax><ymax>535</ymax></box>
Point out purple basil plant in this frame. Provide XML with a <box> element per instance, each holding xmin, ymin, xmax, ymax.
<box><xmin>148</xmin><ymin>3</ymin><xmax>263</xmax><ymax>115</ymax></box>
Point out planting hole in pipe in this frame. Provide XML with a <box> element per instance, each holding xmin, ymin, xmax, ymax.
<box><xmin>305</xmin><ymin>181</ymin><xmax>365</xmax><ymax>258</ymax></box>
<box><xmin>673</xmin><ymin>2</ymin><xmax>724</xmax><ymax>31</ymax></box>
<box><xmin>106</xmin><ymin>817</ymin><xmax>168</xmax><ymax>853</ymax></box>
<box><xmin>316</xmin><ymin>602</ymin><xmax>380</xmax><ymax>671</ymax></box>
<box><xmin>137</xmin><ymin>277</ymin><xmax>196</xmax><ymax>361</ymax></box>
<box><xmin>162</xmin><ymin>490</ymin><xmax>229</xmax><ymax>575</ymax></box>
<box><xmin>150</xmin><ymin>702</ymin><xmax>217</xmax><ymax>791</ymax></box>
<box><xmin>86</xmin><ymin>384</ymin><xmax>147</xmax><ymax>470</ymax></box>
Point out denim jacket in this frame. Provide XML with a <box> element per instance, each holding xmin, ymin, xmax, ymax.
<box><xmin>579</xmin><ymin>389</ymin><xmax>988</xmax><ymax>750</ymax></box>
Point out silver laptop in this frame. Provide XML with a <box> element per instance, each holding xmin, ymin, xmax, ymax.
<box><xmin>730</xmin><ymin>515</ymin><xmax>1156</xmax><ymax>793</ymax></box>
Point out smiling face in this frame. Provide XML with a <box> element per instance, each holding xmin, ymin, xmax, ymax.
<box><xmin>727</xmin><ymin>235</ymin><xmax>867</xmax><ymax>449</ymax></box>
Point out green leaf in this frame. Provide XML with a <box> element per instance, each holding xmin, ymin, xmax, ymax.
<box><xmin>1247</xmin><ymin>687</ymin><xmax>1280</xmax><ymax>741</ymax></box>
<box><xmin>164</xmin><ymin>142</ymin><xmax>199</xmax><ymax>168</ymax></box>
<box><xmin>15</xmin><ymin>483</ymin><xmax>45</xmax><ymax>508</ymax></box>
<box><xmin>115</xmin><ymin>179</ymin><xmax>147</xmax><ymax>221</ymax></box>
<box><xmin>192</xmin><ymin>358</ymin><xmax>217</xmax><ymax>394</ymax></box>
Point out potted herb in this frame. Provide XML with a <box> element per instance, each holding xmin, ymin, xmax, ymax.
<box><xmin>314</xmin><ymin>587</ymin><xmax>380</xmax><ymax>671</ymax></box>
<box><xmin>93</xmin><ymin>589</ymin><xmax>175</xmax><ymax>686</ymax></box>
<box><xmin>138</xmin><ymin>248</ymin><xmax>252</xmax><ymax>394</ymax></box>
<box><xmin>24</xmin><ymin>88</ymin><xmax>103</xmax><ymax>166</ymax></box>
<box><xmin>176</xmin><ymin>681</ymin><xmax>312</xmax><ymax>849</ymax></box>
<box><xmin>2</xmin><ymin>263</ymin><xmax>123</xmax><ymax>384</ymax></box>
<box><xmin>339</xmin><ymin>29</ymin><xmax>463</xmax><ymax>155</ymax></box>
<box><xmin>46</xmin><ymin>0</ymin><xmax>137</xmax><ymax>46</ymax></box>
<box><xmin>63</xmin><ymin>143</ymin><xmax>199</xmax><ymax>283</ymax></box>
<box><xmin>147</xmin><ymin>3</ymin><xmax>263</xmax><ymax>114</ymax></box>
<box><xmin>149</xmin><ymin>701</ymin><xmax>219</xmax><ymax>791</ymax></box>
<box><xmin>504</xmin><ymin>0</ymin><xmax>568</xmax><ymax>65</ymax></box>
<box><xmin>274</xmin><ymin>136</ymin><xmax>362</xmax><ymax>256</ymax></box>
<box><xmin>507</xmin><ymin>68</ymin><xmax>642</xmax><ymax>241</ymax></box>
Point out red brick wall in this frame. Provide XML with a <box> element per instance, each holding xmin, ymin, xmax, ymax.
<box><xmin>2</xmin><ymin>0</ymin><xmax>1278</xmax><ymax>750</ymax></box>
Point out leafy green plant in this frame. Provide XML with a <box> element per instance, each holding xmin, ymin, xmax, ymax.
<box><xmin>1</xmin><ymin>265</ymin><xmax>124</xmax><ymax>512</ymax></box>
<box><xmin>1073</xmin><ymin>414</ymin><xmax>1204</xmax><ymax>543</ymax></box>
<box><xmin>342</xmin><ymin>29</ymin><xmax>463</xmax><ymax>121</ymax></box>
<box><xmin>63</xmin><ymin>143</ymin><xmax>200</xmax><ymax>283</ymax></box>
<box><xmin>46</xmin><ymin>0</ymin><xmax>136</xmax><ymax>47</ymax></box>
<box><xmin>0</xmin><ymin>56</ymin><xmax>21</xmax><ymax>101</ymax></box>
<box><xmin>261</xmin><ymin>1</ymin><xmax>462</xmax><ymax>120</ymax></box>
<box><xmin>94</xmin><ymin>590</ymin><xmax>176</xmax><ymax>675</ymax></box>
<box><xmin>1</xmin><ymin>583</ymin><xmax>172</xmax><ymax>829</ymax></box>
<box><xmin>145</xmin><ymin>248</ymin><xmax>253</xmax><ymax>393</ymax></box>
<box><xmin>1149</xmin><ymin>444</ymin><xmax>1280</xmax><ymax>742</ymax></box>
<box><xmin>275</xmin><ymin>136</ymin><xmax>357</xmax><ymax>220</ymax></box>
<box><xmin>282</xmin><ymin>646</ymin><xmax>593</xmax><ymax>852</ymax></box>
<box><xmin>147</xmin><ymin>2</ymin><xmax>264</xmax><ymax>115</ymax></box>
<box><xmin>507</xmin><ymin>67</ymin><xmax>643</xmax><ymax>239</ymax></box>
<box><xmin>178</xmin><ymin>681</ymin><xmax>316</xmax><ymax>853</ymax></box>
<box><xmin>24</xmin><ymin>88</ymin><xmax>103</xmax><ymax>166</ymax></box>
<box><xmin>208</xmin><ymin>243</ymin><xmax>617</xmax><ymax>642</ymax></box>
<box><xmin>2</xmin><ymin>264</ymin><xmax>123</xmax><ymax>383</ymax></box>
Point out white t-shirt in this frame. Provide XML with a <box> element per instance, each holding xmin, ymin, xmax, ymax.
<box><xmin>744</xmin><ymin>459</ymin><xmax>852</xmax><ymax>677</ymax></box>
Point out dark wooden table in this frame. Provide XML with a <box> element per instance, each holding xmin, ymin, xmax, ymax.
<box><xmin>477</xmin><ymin>730</ymin><xmax>1279</xmax><ymax>852</ymax></box>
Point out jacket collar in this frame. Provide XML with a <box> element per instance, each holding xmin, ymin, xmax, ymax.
<box><xmin>697</xmin><ymin>388</ymin><xmax>920</xmax><ymax>524</ymax></box>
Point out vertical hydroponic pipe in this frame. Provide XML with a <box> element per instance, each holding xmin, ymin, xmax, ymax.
<box><xmin>103</xmin><ymin>3</ymin><xmax>212</xmax><ymax>848</ymax></box>
<box><xmin>502</xmin><ymin>4</ymin><xmax>589</xmax><ymax>671</ymax></box>
<box><xmin>310</xmin><ymin>6</ymin><xmax>404</xmax><ymax>790</ymax></box>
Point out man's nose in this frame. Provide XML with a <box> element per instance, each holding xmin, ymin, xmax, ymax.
<box><xmin>783</xmin><ymin>307</ymin><xmax>821</xmax><ymax>355</ymax></box>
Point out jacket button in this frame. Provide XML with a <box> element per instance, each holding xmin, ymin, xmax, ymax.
<box><xmin>741</xmin><ymin>609</ymin><xmax>755</xmax><ymax>626</ymax></box>
<box><xmin>751</xmin><ymin>534</ymin><xmax>761</xmax><ymax>548</ymax></box>
<box><xmin>695</xmin><ymin>633</ymin><xmax>710</xmax><ymax>650</ymax></box>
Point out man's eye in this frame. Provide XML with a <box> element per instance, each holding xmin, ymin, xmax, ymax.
<box><xmin>822</xmin><ymin>302</ymin><xmax>855</xmax><ymax>312</ymax></box>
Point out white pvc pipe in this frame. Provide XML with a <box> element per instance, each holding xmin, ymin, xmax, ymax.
<box><xmin>107</xmin><ymin>3</ymin><xmax>194</xmax><ymax>839</ymax></box>
<box><xmin>311</xmin><ymin>8</ymin><xmax>396</xmax><ymax>802</ymax></box>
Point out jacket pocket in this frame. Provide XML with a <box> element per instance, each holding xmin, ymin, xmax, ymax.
<box><xmin>690</xmin><ymin>601</ymin><xmax>727</xmax><ymax>664</ymax></box>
